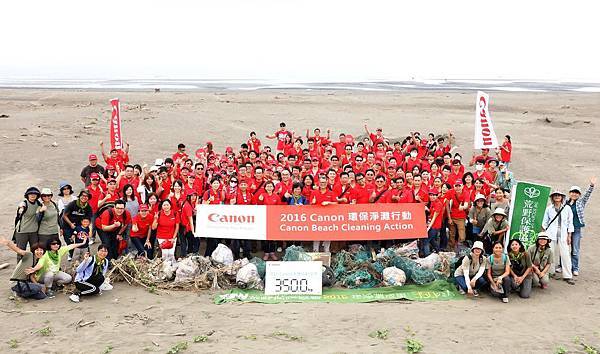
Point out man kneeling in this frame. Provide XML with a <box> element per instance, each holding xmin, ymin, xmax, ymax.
<box><xmin>69</xmin><ymin>244</ymin><xmax>110</xmax><ymax>303</ymax></box>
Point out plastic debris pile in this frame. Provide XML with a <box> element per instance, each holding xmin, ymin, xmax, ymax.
<box><xmin>332</xmin><ymin>241</ymin><xmax>457</xmax><ymax>288</ymax></box>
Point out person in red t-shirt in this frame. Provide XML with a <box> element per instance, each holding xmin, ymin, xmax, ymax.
<box><xmin>172</xmin><ymin>143</ymin><xmax>189</xmax><ymax>165</ymax></box>
<box><xmin>370</xmin><ymin>175</ymin><xmax>389</xmax><ymax>203</ymax></box>
<box><xmin>350</xmin><ymin>173</ymin><xmax>371</xmax><ymax>204</ymax></box>
<box><xmin>310</xmin><ymin>176</ymin><xmax>337</xmax><ymax>253</ymax></box>
<box><xmin>87</xmin><ymin>173</ymin><xmax>104</xmax><ymax>214</ymax></box>
<box><xmin>100</xmin><ymin>141</ymin><xmax>129</xmax><ymax>172</ymax></box>
<box><xmin>202</xmin><ymin>178</ymin><xmax>222</xmax><ymax>256</ymax></box>
<box><xmin>247</xmin><ymin>131</ymin><xmax>262</xmax><ymax>153</ymax></box>
<box><xmin>180</xmin><ymin>192</ymin><xmax>199</xmax><ymax>256</ymax></box>
<box><xmin>131</xmin><ymin>204</ymin><xmax>154</xmax><ymax>258</ymax></box>
<box><xmin>117</xmin><ymin>165</ymin><xmax>140</xmax><ymax>191</ymax></box>
<box><xmin>265</xmin><ymin>122</ymin><xmax>292</xmax><ymax>151</ymax></box>
<box><xmin>364</xmin><ymin>124</ymin><xmax>385</xmax><ymax>146</ymax></box>
<box><xmin>423</xmin><ymin>191</ymin><xmax>444</xmax><ymax>256</ymax></box>
<box><xmin>412</xmin><ymin>175</ymin><xmax>430</xmax><ymax>204</ymax></box>
<box><xmin>157</xmin><ymin>167</ymin><xmax>173</xmax><ymax>201</ymax></box>
<box><xmin>98</xmin><ymin>179</ymin><xmax>119</xmax><ymax>208</ymax></box>
<box><xmin>98</xmin><ymin>199</ymin><xmax>131</xmax><ymax>260</ymax></box>
<box><xmin>151</xmin><ymin>199</ymin><xmax>179</xmax><ymax>263</ymax></box>
<box><xmin>446</xmin><ymin>181</ymin><xmax>470</xmax><ymax>251</ymax></box>
<box><xmin>331</xmin><ymin>133</ymin><xmax>347</xmax><ymax>156</ymax></box>
<box><xmin>497</xmin><ymin>135</ymin><xmax>512</xmax><ymax>168</ymax></box>
<box><xmin>257</xmin><ymin>181</ymin><xmax>281</xmax><ymax>261</ymax></box>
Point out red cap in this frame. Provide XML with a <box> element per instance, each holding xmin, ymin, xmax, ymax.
<box><xmin>186</xmin><ymin>191</ymin><xmax>198</xmax><ymax>197</ymax></box>
<box><xmin>106</xmin><ymin>164</ymin><xmax>116</xmax><ymax>170</ymax></box>
<box><xmin>311</xmin><ymin>157</ymin><xmax>319</xmax><ymax>161</ymax></box>
<box><xmin>90</xmin><ymin>173</ymin><xmax>100</xmax><ymax>179</ymax></box>
<box><xmin>107</xmin><ymin>178</ymin><xmax>117</xmax><ymax>184</ymax></box>
<box><xmin>454</xmin><ymin>181</ymin><xmax>463</xmax><ymax>186</ymax></box>
<box><xmin>139</xmin><ymin>204</ymin><xmax>150</xmax><ymax>211</ymax></box>
<box><xmin>88</xmin><ymin>154</ymin><xmax>98</xmax><ymax>161</ymax></box>
<box><xmin>225</xmin><ymin>146</ymin><xmax>233</xmax><ymax>153</ymax></box>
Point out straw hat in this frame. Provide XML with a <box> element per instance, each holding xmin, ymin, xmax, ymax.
<box><xmin>40</xmin><ymin>188</ymin><xmax>53</xmax><ymax>196</ymax></box>
<box><xmin>471</xmin><ymin>241</ymin><xmax>485</xmax><ymax>251</ymax></box>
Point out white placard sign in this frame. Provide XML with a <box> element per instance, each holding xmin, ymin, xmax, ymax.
<box><xmin>265</xmin><ymin>261</ymin><xmax>322</xmax><ymax>296</ymax></box>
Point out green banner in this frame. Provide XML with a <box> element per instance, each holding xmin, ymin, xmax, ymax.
<box><xmin>508</xmin><ymin>181</ymin><xmax>551</xmax><ymax>248</ymax></box>
<box><xmin>215</xmin><ymin>280</ymin><xmax>462</xmax><ymax>304</ymax></box>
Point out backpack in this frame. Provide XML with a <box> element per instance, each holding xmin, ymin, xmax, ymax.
<box><xmin>14</xmin><ymin>199</ymin><xmax>42</xmax><ymax>232</ymax></box>
<box><xmin>11</xmin><ymin>281</ymin><xmax>47</xmax><ymax>300</ymax></box>
<box><xmin>454</xmin><ymin>254</ymin><xmax>483</xmax><ymax>270</ymax></box>
<box><xmin>489</xmin><ymin>254</ymin><xmax>508</xmax><ymax>266</ymax></box>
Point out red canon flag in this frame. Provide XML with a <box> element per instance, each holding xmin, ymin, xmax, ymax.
<box><xmin>110</xmin><ymin>98</ymin><xmax>123</xmax><ymax>150</ymax></box>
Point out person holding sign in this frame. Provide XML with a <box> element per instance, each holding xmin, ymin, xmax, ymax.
<box><xmin>566</xmin><ymin>177</ymin><xmax>595</xmax><ymax>276</ymax></box>
<box><xmin>542</xmin><ymin>190</ymin><xmax>575</xmax><ymax>284</ymax></box>
<box><xmin>310</xmin><ymin>175</ymin><xmax>338</xmax><ymax>253</ymax></box>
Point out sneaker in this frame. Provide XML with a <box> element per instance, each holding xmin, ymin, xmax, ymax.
<box><xmin>46</xmin><ymin>290</ymin><xmax>55</xmax><ymax>298</ymax></box>
<box><xmin>100</xmin><ymin>282</ymin><xmax>113</xmax><ymax>291</ymax></box>
<box><xmin>502</xmin><ymin>297</ymin><xmax>509</xmax><ymax>303</ymax></box>
<box><xmin>564</xmin><ymin>278</ymin><xmax>575</xmax><ymax>285</ymax></box>
<box><xmin>67</xmin><ymin>255</ymin><xmax>72</xmax><ymax>262</ymax></box>
<box><xmin>270</xmin><ymin>253</ymin><xmax>279</xmax><ymax>261</ymax></box>
<box><xmin>473</xmin><ymin>290</ymin><xmax>480</xmax><ymax>297</ymax></box>
<box><xmin>573</xmin><ymin>271</ymin><xmax>579</xmax><ymax>276</ymax></box>
<box><xmin>555</xmin><ymin>267</ymin><xmax>562</xmax><ymax>273</ymax></box>
<box><xmin>69</xmin><ymin>294</ymin><xmax>80</xmax><ymax>303</ymax></box>
<box><xmin>458</xmin><ymin>289</ymin><xmax>466</xmax><ymax>295</ymax></box>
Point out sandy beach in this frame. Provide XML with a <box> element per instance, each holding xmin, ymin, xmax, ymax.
<box><xmin>0</xmin><ymin>88</ymin><xmax>599</xmax><ymax>353</ymax></box>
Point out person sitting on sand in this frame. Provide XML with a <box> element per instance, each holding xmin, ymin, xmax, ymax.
<box><xmin>454</xmin><ymin>241</ymin><xmax>488</xmax><ymax>297</ymax></box>
<box><xmin>487</xmin><ymin>241</ymin><xmax>512</xmax><ymax>303</ymax></box>
<box><xmin>527</xmin><ymin>232</ymin><xmax>553</xmax><ymax>289</ymax></box>
<box><xmin>479</xmin><ymin>208</ymin><xmax>509</xmax><ymax>254</ymax></box>
<box><xmin>507</xmin><ymin>239</ymin><xmax>533</xmax><ymax>299</ymax></box>
<box><xmin>69</xmin><ymin>244</ymin><xmax>110</xmax><ymax>303</ymax></box>
<box><xmin>0</xmin><ymin>238</ymin><xmax>47</xmax><ymax>299</ymax></box>
<box><xmin>26</xmin><ymin>237</ymin><xmax>89</xmax><ymax>297</ymax></box>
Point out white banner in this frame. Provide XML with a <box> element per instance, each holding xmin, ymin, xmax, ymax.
<box><xmin>265</xmin><ymin>261</ymin><xmax>323</xmax><ymax>296</ymax></box>
<box><xmin>195</xmin><ymin>204</ymin><xmax>267</xmax><ymax>240</ymax></box>
<box><xmin>474</xmin><ymin>91</ymin><xmax>499</xmax><ymax>149</ymax></box>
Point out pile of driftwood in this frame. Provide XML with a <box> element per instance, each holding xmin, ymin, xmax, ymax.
<box><xmin>107</xmin><ymin>254</ymin><xmax>245</xmax><ymax>292</ymax></box>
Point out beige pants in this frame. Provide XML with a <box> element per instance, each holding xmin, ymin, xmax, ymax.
<box><xmin>448</xmin><ymin>218</ymin><xmax>466</xmax><ymax>250</ymax></box>
<box><xmin>551</xmin><ymin>237</ymin><xmax>573</xmax><ymax>279</ymax></box>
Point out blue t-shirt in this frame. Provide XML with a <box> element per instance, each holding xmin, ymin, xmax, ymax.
<box><xmin>570</xmin><ymin>203</ymin><xmax>583</xmax><ymax>228</ymax></box>
<box><xmin>73</xmin><ymin>225</ymin><xmax>90</xmax><ymax>248</ymax></box>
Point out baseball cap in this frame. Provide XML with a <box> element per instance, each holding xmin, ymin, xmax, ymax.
<box><xmin>139</xmin><ymin>204</ymin><xmax>150</xmax><ymax>211</ymax></box>
<box><xmin>88</xmin><ymin>154</ymin><xmax>98</xmax><ymax>161</ymax></box>
<box><xmin>90</xmin><ymin>172</ymin><xmax>100</xmax><ymax>179</ymax></box>
<box><xmin>107</xmin><ymin>178</ymin><xmax>117</xmax><ymax>184</ymax></box>
<box><xmin>454</xmin><ymin>181</ymin><xmax>463</xmax><ymax>186</ymax></box>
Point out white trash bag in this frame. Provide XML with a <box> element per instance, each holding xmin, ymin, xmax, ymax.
<box><xmin>382</xmin><ymin>266</ymin><xmax>406</xmax><ymax>286</ymax></box>
<box><xmin>211</xmin><ymin>243</ymin><xmax>234</xmax><ymax>265</ymax></box>
<box><xmin>236</xmin><ymin>263</ymin><xmax>263</xmax><ymax>290</ymax></box>
<box><xmin>175</xmin><ymin>257</ymin><xmax>200</xmax><ymax>282</ymax></box>
<box><xmin>415</xmin><ymin>253</ymin><xmax>440</xmax><ymax>270</ymax></box>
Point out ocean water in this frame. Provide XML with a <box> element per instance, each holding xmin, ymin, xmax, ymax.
<box><xmin>0</xmin><ymin>78</ymin><xmax>599</xmax><ymax>92</ymax></box>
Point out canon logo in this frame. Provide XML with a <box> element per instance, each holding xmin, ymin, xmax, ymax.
<box><xmin>208</xmin><ymin>213</ymin><xmax>255</xmax><ymax>223</ymax></box>
<box><xmin>478</xmin><ymin>96</ymin><xmax>493</xmax><ymax>146</ymax></box>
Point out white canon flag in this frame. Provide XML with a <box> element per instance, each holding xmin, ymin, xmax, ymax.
<box><xmin>196</xmin><ymin>204</ymin><xmax>267</xmax><ymax>240</ymax></box>
<box><xmin>474</xmin><ymin>91</ymin><xmax>499</xmax><ymax>149</ymax></box>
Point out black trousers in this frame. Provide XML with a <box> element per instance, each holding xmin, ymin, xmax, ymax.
<box><xmin>75</xmin><ymin>273</ymin><xmax>104</xmax><ymax>296</ymax></box>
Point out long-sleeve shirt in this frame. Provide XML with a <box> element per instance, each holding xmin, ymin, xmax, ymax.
<box><xmin>454</xmin><ymin>254</ymin><xmax>488</xmax><ymax>283</ymax></box>
<box><xmin>75</xmin><ymin>255</ymin><xmax>109</xmax><ymax>282</ymax></box>
<box><xmin>542</xmin><ymin>204</ymin><xmax>574</xmax><ymax>241</ymax></box>
<box><xmin>567</xmin><ymin>184</ymin><xmax>594</xmax><ymax>227</ymax></box>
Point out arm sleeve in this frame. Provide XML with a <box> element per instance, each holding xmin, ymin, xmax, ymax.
<box><xmin>541</xmin><ymin>208</ymin><xmax>550</xmax><ymax>229</ymax></box>
<box><xmin>472</xmin><ymin>261</ymin><xmax>486</xmax><ymax>282</ymax></box>
<box><xmin>567</xmin><ymin>208</ymin><xmax>574</xmax><ymax>233</ymax></box>
<box><xmin>580</xmin><ymin>185</ymin><xmax>594</xmax><ymax>207</ymax></box>
<box><xmin>76</xmin><ymin>258</ymin><xmax>92</xmax><ymax>272</ymax></box>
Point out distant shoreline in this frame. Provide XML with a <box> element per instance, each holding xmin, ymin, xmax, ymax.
<box><xmin>1</xmin><ymin>79</ymin><xmax>600</xmax><ymax>93</ymax></box>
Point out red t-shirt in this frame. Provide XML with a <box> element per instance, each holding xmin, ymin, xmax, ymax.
<box><xmin>131</xmin><ymin>213</ymin><xmax>153</xmax><ymax>238</ymax></box>
<box><xmin>96</xmin><ymin>208</ymin><xmax>131</xmax><ymax>229</ymax></box>
<box><xmin>87</xmin><ymin>185</ymin><xmax>104</xmax><ymax>213</ymax></box>
<box><xmin>234</xmin><ymin>190</ymin><xmax>254</xmax><ymax>205</ymax></box>
<box><xmin>203</xmin><ymin>189</ymin><xmax>223</xmax><ymax>205</ymax></box>
<box><xmin>429</xmin><ymin>199</ymin><xmax>445</xmax><ymax>229</ymax></box>
<box><xmin>248</xmin><ymin>138</ymin><xmax>262</xmax><ymax>152</ymax></box>
<box><xmin>180</xmin><ymin>202</ymin><xmax>195</xmax><ymax>233</ymax></box>
<box><xmin>118</xmin><ymin>176</ymin><xmax>140</xmax><ymax>191</ymax></box>
<box><xmin>156</xmin><ymin>210</ymin><xmax>179</xmax><ymax>239</ymax></box>
<box><xmin>310</xmin><ymin>189</ymin><xmax>335</xmax><ymax>205</ymax></box>
<box><xmin>446</xmin><ymin>189</ymin><xmax>469</xmax><ymax>219</ymax></box>
<box><xmin>274</xmin><ymin>130</ymin><xmax>291</xmax><ymax>151</ymax></box>
<box><xmin>500</xmin><ymin>141</ymin><xmax>512</xmax><ymax>162</ymax></box>
<box><xmin>258</xmin><ymin>192</ymin><xmax>281</xmax><ymax>205</ymax></box>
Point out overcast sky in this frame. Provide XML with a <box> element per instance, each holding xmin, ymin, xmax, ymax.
<box><xmin>1</xmin><ymin>1</ymin><xmax>599</xmax><ymax>82</ymax></box>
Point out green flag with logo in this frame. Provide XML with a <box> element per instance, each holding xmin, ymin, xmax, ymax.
<box><xmin>508</xmin><ymin>181</ymin><xmax>551</xmax><ymax>248</ymax></box>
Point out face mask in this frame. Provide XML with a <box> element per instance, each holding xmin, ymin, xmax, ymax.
<box><xmin>475</xmin><ymin>164</ymin><xmax>483</xmax><ymax>171</ymax></box>
<box><xmin>410</xmin><ymin>152</ymin><xmax>418</xmax><ymax>158</ymax></box>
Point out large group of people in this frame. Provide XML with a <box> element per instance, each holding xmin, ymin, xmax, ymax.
<box><xmin>6</xmin><ymin>120</ymin><xmax>595</xmax><ymax>304</ymax></box>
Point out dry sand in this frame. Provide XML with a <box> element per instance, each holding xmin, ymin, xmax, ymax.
<box><xmin>0</xmin><ymin>89</ymin><xmax>599</xmax><ymax>353</ymax></box>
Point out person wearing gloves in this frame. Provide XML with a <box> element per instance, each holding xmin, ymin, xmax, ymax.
<box><xmin>454</xmin><ymin>241</ymin><xmax>488</xmax><ymax>297</ymax></box>
<box><xmin>542</xmin><ymin>190</ymin><xmax>575</xmax><ymax>285</ymax></box>
<box><xmin>69</xmin><ymin>244</ymin><xmax>110</xmax><ymax>303</ymax></box>
<box><xmin>566</xmin><ymin>177</ymin><xmax>595</xmax><ymax>276</ymax></box>
<box><xmin>527</xmin><ymin>232</ymin><xmax>554</xmax><ymax>289</ymax></box>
